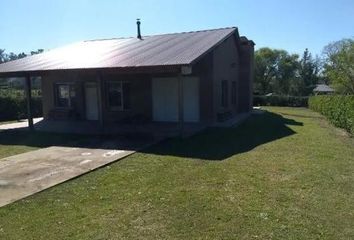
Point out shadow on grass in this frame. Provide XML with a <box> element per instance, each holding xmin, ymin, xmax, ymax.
<box><xmin>142</xmin><ymin>111</ymin><xmax>303</xmax><ymax>160</ymax></box>
<box><xmin>0</xmin><ymin>111</ymin><xmax>302</xmax><ymax>159</ymax></box>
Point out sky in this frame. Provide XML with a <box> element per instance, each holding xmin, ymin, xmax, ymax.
<box><xmin>0</xmin><ymin>0</ymin><xmax>353</xmax><ymax>56</ymax></box>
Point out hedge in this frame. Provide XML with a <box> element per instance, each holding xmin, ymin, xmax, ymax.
<box><xmin>0</xmin><ymin>96</ymin><xmax>42</xmax><ymax>121</ymax></box>
<box><xmin>308</xmin><ymin>95</ymin><xmax>354</xmax><ymax>135</ymax></box>
<box><xmin>253</xmin><ymin>95</ymin><xmax>308</xmax><ymax>107</ymax></box>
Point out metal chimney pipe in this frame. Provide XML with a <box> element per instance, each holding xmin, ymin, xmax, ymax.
<box><xmin>137</xmin><ymin>19</ymin><xmax>142</xmax><ymax>39</ymax></box>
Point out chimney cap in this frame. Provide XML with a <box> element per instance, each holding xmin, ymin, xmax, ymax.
<box><xmin>136</xmin><ymin>18</ymin><xmax>142</xmax><ymax>39</ymax></box>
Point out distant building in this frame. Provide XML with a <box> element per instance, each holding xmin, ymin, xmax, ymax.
<box><xmin>313</xmin><ymin>84</ymin><xmax>335</xmax><ymax>95</ymax></box>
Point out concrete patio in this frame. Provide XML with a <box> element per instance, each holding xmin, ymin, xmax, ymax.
<box><xmin>0</xmin><ymin>137</ymin><xmax>153</xmax><ymax>207</ymax></box>
<box><xmin>0</xmin><ymin>118</ymin><xmax>43</xmax><ymax>131</ymax></box>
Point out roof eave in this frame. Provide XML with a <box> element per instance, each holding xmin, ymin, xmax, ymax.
<box><xmin>0</xmin><ymin>64</ymin><xmax>186</xmax><ymax>78</ymax></box>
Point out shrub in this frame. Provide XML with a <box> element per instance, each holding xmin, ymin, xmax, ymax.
<box><xmin>0</xmin><ymin>96</ymin><xmax>42</xmax><ymax>121</ymax></box>
<box><xmin>253</xmin><ymin>95</ymin><xmax>308</xmax><ymax>107</ymax></box>
<box><xmin>308</xmin><ymin>95</ymin><xmax>354</xmax><ymax>134</ymax></box>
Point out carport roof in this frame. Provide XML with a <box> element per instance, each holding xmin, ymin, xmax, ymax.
<box><xmin>0</xmin><ymin>27</ymin><xmax>238</xmax><ymax>75</ymax></box>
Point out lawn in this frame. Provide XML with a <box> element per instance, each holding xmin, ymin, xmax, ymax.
<box><xmin>0</xmin><ymin>107</ymin><xmax>353</xmax><ymax>239</ymax></box>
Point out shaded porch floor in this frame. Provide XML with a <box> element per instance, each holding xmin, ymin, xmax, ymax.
<box><xmin>31</xmin><ymin>119</ymin><xmax>208</xmax><ymax>139</ymax></box>
<box><xmin>1</xmin><ymin>112</ymin><xmax>253</xmax><ymax>139</ymax></box>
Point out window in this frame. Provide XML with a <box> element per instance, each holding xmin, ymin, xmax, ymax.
<box><xmin>107</xmin><ymin>81</ymin><xmax>130</xmax><ymax>111</ymax></box>
<box><xmin>55</xmin><ymin>83</ymin><xmax>76</xmax><ymax>108</ymax></box>
<box><xmin>221</xmin><ymin>80</ymin><xmax>228</xmax><ymax>107</ymax></box>
<box><xmin>231</xmin><ymin>81</ymin><xmax>237</xmax><ymax>105</ymax></box>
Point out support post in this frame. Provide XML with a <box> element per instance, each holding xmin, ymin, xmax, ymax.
<box><xmin>96</xmin><ymin>71</ymin><xmax>105</xmax><ymax>132</ymax></box>
<box><xmin>178</xmin><ymin>74</ymin><xmax>184</xmax><ymax>137</ymax></box>
<box><xmin>25</xmin><ymin>75</ymin><xmax>34</xmax><ymax>130</ymax></box>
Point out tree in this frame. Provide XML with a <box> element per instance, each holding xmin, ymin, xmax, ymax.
<box><xmin>274</xmin><ymin>51</ymin><xmax>299</xmax><ymax>95</ymax></box>
<box><xmin>0</xmin><ymin>48</ymin><xmax>43</xmax><ymax>64</ymax></box>
<box><xmin>254</xmin><ymin>48</ymin><xmax>278</xmax><ymax>94</ymax></box>
<box><xmin>0</xmin><ymin>49</ymin><xmax>7</xmax><ymax>63</ymax></box>
<box><xmin>323</xmin><ymin>38</ymin><xmax>354</xmax><ymax>94</ymax></box>
<box><xmin>254</xmin><ymin>48</ymin><xmax>300</xmax><ymax>95</ymax></box>
<box><xmin>297</xmin><ymin>48</ymin><xmax>320</xmax><ymax>95</ymax></box>
<box><xmin>31</xmin><ymin>49</ymin><xmax>44</xmax><ymax>55</ymax></box>
<box><xmin>17</xmin><ymin>52</ymin><xmax>27</xmax><ymax>59</ymax></box>
<box><xmin>8</xmin><ymin>52</ymin><xmax>18</xmax><ymax>61</ymax></box>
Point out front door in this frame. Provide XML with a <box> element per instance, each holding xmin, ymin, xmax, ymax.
<box><xmin>85</xmin><ymin>82</ymin><xmax>99</xmax><ymax>120</ymax></box>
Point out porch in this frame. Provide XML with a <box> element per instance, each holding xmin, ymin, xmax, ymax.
<box><xmin>41</xmin><ymin>71</ymin><xmax>204</xmax><ymax>127</ymax></box>
<box><xmin>30</xmin><ymin>118</ymin><xmax>208</xmax><ymax>139</ymax></box>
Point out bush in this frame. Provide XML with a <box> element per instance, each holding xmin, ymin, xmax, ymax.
<box><xmin>253</xmin><ymin>95</ymin><xmax>308</xmax><ymax>107</ymax></box>
<box><xmin>308</xmin><ymin>95</ymin><xmax>354</xmax><ymax>134</ymax></box>
<box><xmin>0</xmin><ymin>96</ymin><xmax>42</xmax><ymax>121</ymax></box>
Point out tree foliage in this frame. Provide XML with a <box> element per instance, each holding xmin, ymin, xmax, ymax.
<box><xmin>297</xmin><ymin>48</ymin><xmax>320</xmax><ymax>95</ymax></box>
<box><xmin>323</xmin><ymin>38</ymin><xmax>354</xmax><ymax>94</ymax></box>
<box><xmin>254</xmin><ymin>47</ymin><xmax>279</xmax><ymax>94</ymax></box>
<box><xmin>0</xmin><ymin>49</ymin><xmax>6</xmax><ymax>63</ymax></box>
<box><xmin>309</xmin><ymin>95</ymin><xmax>354</xmax><ymax>134</ymax></box>
<box><xmin>274</xmin><ymin>51</ymin><xmax>299</xmax><ymax>95</ymax></box>
<box><xmin>0</xmin><ymin>48</ymin><xmax>43</xmax><ymax>63</ymax></box>
<box><xmin>255</xmin><ymin>47</ymin><xmax>323</xmax><ymax>96</ymax></box>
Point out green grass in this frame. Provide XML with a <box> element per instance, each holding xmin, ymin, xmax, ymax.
<box><xmin>0</xmin><ymin>107</ymin><xmax>353</xmax><ymax>239</ymax></box>
<box><xmin>0</xmin><ymin>89</ymin><xmax>41</xmax><ymax>98</ymax></box>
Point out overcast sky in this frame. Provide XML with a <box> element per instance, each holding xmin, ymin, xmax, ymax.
<box><xmin>1</xmin><ymin>0</ymin><xmax>353</xmax><ymax>56</ymax></box>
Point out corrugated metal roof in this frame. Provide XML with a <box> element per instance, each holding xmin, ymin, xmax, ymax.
<box><xmin>0</xmin><ymin>27</ymin><xmax>237</xmax><ymax>74</ymax></box>
<box><xmin>313</xmin><ymin>84</ymin><xmax>334</xmax><ymax>92</ymax></box>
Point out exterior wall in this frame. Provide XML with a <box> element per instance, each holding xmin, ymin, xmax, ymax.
<box><xmin>41</xmin><ymin>71</ymin><xmax>86</xmax><ymax>120</ymax></box>
<box><xmin>193</xmin><ymin>52</ymin><xmax>214</xmax><ymax>124</ymax></box>
<box><xmin>194</xmin><ymin>34</ymin><xmax>254</xmax><ymax>122</ymax></box>
<box><xmin>238</xmin><ymin>41</ymin><xmax>254</xmax><ymax>113</ymax></box>
<box><xmin>41</xmin><ymin>70</ymin><xmax>174</xmax><ymax>123</ymax></box>
<box><xmin>212</xmin><ymin>35</ymin><xmax>240</xmax><ymax>121</ymax></box>
<box><xmin>41</xmin><ymin>71</ymin><xmax>153</xmax><ymax>122</ymax></box>
<box><xmin>102</xmin><ymin>73</ymin><xmax>152</xmax><ymax>123</ymax></box>
<box><xmin>41</xmin><ymin>75</ymin><xmax>52</xmax><ymax>119</ymax></box>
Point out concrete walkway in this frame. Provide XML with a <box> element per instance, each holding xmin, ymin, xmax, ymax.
<box><xmin>0</xmin><ymin>118</ymin><xmax>43</xmax><ymax>130</ymax></box>
<box><xmin>0</xmin><ymin>138</ymin><xmax>152</xmax><ymax>207</ymax></box>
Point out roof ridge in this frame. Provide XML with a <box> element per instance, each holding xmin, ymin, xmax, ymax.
<box><xmin>143</xmin><ymin>26</ymin><xmax>237</xmax><ymax>38</ymax></box>
<box><xmin>85</xmin><ymin>27</ymin><xmax>237</xmax><ymax>42</ymax></box>
<box><xmin>84</xmin><ymin>36</ymin><xmax>134</xmax><ymax>42</ymax></box>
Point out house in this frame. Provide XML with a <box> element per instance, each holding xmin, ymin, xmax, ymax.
<box><xmin>313</xmin><ymin>84</ymin><xmax>335</xmax><ymax>95</ymax></box>
<box><xmin>0</xmin><ymin>23</ymin><xmax>254</xmax><ymax>135</ymax></box>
